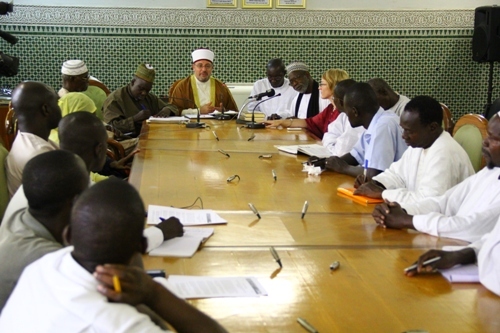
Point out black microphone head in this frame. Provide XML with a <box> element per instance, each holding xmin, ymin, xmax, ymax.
<box><xmin>267</xmin><ymin>89</ymin><xmax>275</xmax><ymax>97</ymax></box>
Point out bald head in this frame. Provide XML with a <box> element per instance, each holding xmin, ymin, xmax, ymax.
<box><xmin>11</xmin><ymin>81</ymin><xmax>62</xmax><ymax>133</ymax></box>
<box><xmin>70</xmin><ymin>179</ymin><xmax>146</xmax><ymax>269</ymax></box>
<box><xmin>343</xmin><ymin>82</ymin><xmax>380</xmax><ymax>128</ymax></box>
<box><xmin>59</xmin><ymin>111</ymin><xmax>108</xmax><ymax>173</ymax></box>
<box><xmin>23</xmin><ymin>150</ymin><xmax>89</xmax><ymax>215</ymax></box>
<box><xmin>367</xmin><ymin>78</ymin><xmax>399</xmax><ymax>110</ymax></box>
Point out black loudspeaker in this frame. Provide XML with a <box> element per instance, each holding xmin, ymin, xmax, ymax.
<box><xmin>473</xmin><ymin>6</ymin><xmax>500</xmax><ymax>62</ymax></box>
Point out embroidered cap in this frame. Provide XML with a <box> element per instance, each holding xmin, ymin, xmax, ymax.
<box><xmin>286</xmin><ymin>61</ymin><xmax>310</xmax><ymax>74</ymax></box>
<box><xmin>135</xmin><ymin>63</ymin><xmax>155</xmax><ymax>83</ymax></box>
<box><xmin>61</xmin><ymin>60</ymin><xmax>88</xmax><ymax>76</ymax></box>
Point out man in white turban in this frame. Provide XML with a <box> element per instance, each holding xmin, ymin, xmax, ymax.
<box><xmin>168</xmin><ymin>48</ymin><xmax>238</xmax><ymax>115</ymax></box>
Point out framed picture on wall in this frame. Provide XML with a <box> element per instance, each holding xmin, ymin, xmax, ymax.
<box><xmin>242</xmin><ymin>0</ymin><xmax>272</xmax><ymax>8</ymax></box>
<box><xmin>207</xmin><ymin>0</ymin><xmax>237</xmax><ymax>8</ymax></box>
<box><xmin>276</xmin><ymin>0</ymin><xmax>305</xmax><ymax>8</ymax></box>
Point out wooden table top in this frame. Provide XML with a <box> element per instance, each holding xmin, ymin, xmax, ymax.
<box><xmin>143</xmin><ymin>247</ymin><xmax>499</xmax><ymax>333</ymax></box>
<box><xmin>130</xmin><ymin>119</ymin><xmax>500</xmax><ymax>333</ymax></box>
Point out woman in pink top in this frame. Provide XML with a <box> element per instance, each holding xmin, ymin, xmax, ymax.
<box><xmin>264</xmin><ymin>68</ymin><xmax>349</xmax><ymax>139</ymax></box>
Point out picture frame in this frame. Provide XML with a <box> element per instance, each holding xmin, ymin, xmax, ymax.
<box><xmin>276</xmin><ymin>0</ymin><xmax>305</xmax><ymax>8</ymax></box>
<box><xmin>242</xmin><ymin>0</ymin><xmax>272</xmax><ymax>9</ymax></box>
<box><xmin>207</xmin><ymin>0</ymin><xmax>237</xmax><ymax>8</ymax></box>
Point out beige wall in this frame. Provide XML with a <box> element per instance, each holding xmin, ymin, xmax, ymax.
<box><xmin>12</xmin><ymin>0</ymin><xmax>500</xmax><ymax>9</ymax></box>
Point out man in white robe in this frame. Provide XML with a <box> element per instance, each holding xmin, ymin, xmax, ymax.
<box><xmin>355</xmin><ymin>96</ymin><xmax>474</xmax><ymax>204</ymax></box>
<box><xmin>372</xmin><ymin>113</ymin><xmax>500</xmax><ymax>243</ymax></box>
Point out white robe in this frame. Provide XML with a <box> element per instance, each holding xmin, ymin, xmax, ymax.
<box><xmin>403</xmin><ymin>167</ymin><xmax>500</xmax><ymax>243</ymax></box>
<box><xmin>0</xmin><ymin>247</ymin><xmax>171</xmax><ymax>332</ymax></box>
<box><xmin>247</xmin><ymin>78</ymin><xmax>297</xmax><ymax>118</ymax></box>
<box><xmin>289</xmin><ymin>93</ymin><xmax>330</xmax><ymax>119</ymax></box>
<box><xmin>322</xmin><ymin>113</ymin><xmax>365</xmax><ymax>157</ymax></box>
<box><xmin>373</xmin><ymin>131</ymin><xmax>475</xmax><ymax>204</ymax></box>
<box><xmin>478</xmin><ymin>216</ymin><xmax>500</xmax><ymax>296</ymax></box>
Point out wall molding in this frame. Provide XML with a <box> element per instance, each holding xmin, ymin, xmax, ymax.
<box><xmin>0</xmin><ymin>5</ymin><xmax>474</xmax><ymax>30</ymax></box>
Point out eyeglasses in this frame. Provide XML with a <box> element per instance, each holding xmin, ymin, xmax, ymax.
<box><xmin>288</xmin><ymin>74</ymin><xmax>304</xmax><ymax>85</ymax></box>
<box><xmin>319</xmin><ymin>83</ymin><xmax>328</xmax><ymax>87</ymax></box>
<box><xmin>194</xmin><ymin>64</ymin><xmax>213</xmax><ymax>70</ymax></box>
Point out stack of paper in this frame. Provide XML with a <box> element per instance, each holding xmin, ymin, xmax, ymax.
<box><xmin>155</xmin><ymin>275</ymin><xmax>268</xmax><ymax>299</ymax></box>
<box><xmin>439</xmin><ymin>264</ymin><xmax>479</xmax><ymax>283</ymax></box>
<box><xmin>147</xmin><ymin>116</ymin><xmax>188</xmax><ymax>123</ymax></box>
<box><xmin>149</xmin><ymin>227</ymin><xmax>214</xmax><ymax>258</ymax></box>
<box><xmin>275</xmin><ymin>144</ymin><xmax>332</xmax><ymax>158</ymax></box>
<box><xmin>147</xmin><ymin>205</ymin><xmax>227</xmax><ymax>226</ymax></box>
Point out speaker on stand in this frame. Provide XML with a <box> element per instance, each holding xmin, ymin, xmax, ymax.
<box><xmin>473</xmin><ymin>5</ymin><xmax>500</xmax><ymax>116</ymax></box>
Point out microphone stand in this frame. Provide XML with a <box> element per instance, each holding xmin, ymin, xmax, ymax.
<box><xmin>236</xmin><ymin>99</ymin><xmax>255</xmax><ymax>125</ymax></box>
<box><xmin>165</xmin><ymin>95</ymin><xmax>205</xmax><ymax>129</ymax></box>
<box><xmin>213</xmin><ymin>93</ymin><xmax>232</xmax><ymax>120</ymax></box>
<box><xmin>247</xmin><ymin>93</ymin><xmax>281</xmax><ymax>129</ymax></box>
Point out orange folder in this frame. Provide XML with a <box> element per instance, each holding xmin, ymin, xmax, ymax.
<box><xmin>336</xmin><ymin>187</ymin><xmax>384</xmax><ymax>205</ymax></box>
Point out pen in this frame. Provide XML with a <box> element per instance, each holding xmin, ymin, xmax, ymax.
<box><xmin>301</xmin><ymin>201</ymin><xmax>309</xmax><ymax>219</ymax></box>
<box><xmin>113</xmin><ymin>275</ymin><xmax>122</xmax><ymax>293</ymax></box>
<box><xmin>270</xmin><ymin>246</ymin><xmax>282</xmax><ymax>268</ymax></box>
<box><xmin>297</xmin><ymin>317</ymin><xmax>318</xmax><ymax>333</ymax></box>
<box><xmin>248</xmin><ymin>203</ymin><xmax>261</xmax><ymax>219</ymax></box>
<box><xmin>212</xmin><ymin>131</ymin><xmax>219</xmax><ymax>141</ymax></box>
<box><xmin>404</xmin><ymin>256</ymin><xmax>441</xmax><ymax>273</ymax></box>
<box><xmin>272</xmin><ymin>169</ymin><xmax>277</xmax><ymax>181</ymax></box>
<box><xmin>363</xmin><ymin>159</ymin><xmax>368</xmax><ymax>182</ymax></box>
<box><xmin>218</xmin><ymin>149</ymin><xmax>230</xmax><ymax>158</ymax></box>
<box><xmin>248</xmin><ymin>134</ymin><xmax>255</xmax><ymax>141</ymax></box>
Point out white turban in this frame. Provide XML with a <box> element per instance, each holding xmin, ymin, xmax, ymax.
<box><xmin>61</xmin><ymin>60</ymin><xmax>88</xmax><ymax>76</ymax></box>
<box><xmin>192</xmin><ymin>49</ymin><xmax>214</xmax><ymax>63</ymax></box>
<box><xmin>286</xmin><ymin>61</ymin><xmax>310</xmax><ymax>74</ymax></box>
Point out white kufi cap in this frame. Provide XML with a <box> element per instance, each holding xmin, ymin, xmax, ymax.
<box><xmin>61</xmin><ymin>60</ymin><xmax>88</xmax><ymax>76</ymax></box>
<box><xmin>192</xmin><ymin>49</ymin><xmax>214</xmax><ymax>63</ymax></box>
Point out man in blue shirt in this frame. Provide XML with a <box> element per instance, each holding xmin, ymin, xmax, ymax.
<box><xmin>324</xmin><ymin>82</ymin><xmax>407</xmax><ymax>182</ymax></box>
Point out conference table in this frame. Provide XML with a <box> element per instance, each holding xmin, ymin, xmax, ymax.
<box><xmin>129</xmin><ymin>119</ymin><xmax>500</xmax><ymax>333</ymax></box>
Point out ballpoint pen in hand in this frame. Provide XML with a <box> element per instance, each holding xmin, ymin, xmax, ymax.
<box><xmin>270</xmin><ymin>246</ymin><xmax>282</xmax><ymax>268</ymax></box>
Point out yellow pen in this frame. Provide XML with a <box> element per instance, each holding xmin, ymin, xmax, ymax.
<box><xmin>113</xmin><ymin>275</ymin><xmax>122</xmax><ymax>293</ymax></box>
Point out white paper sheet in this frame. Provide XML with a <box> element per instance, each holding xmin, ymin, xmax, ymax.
<box><xmin>157</xmin><ymin>275</ymin><xmax>268</xmax><ymax>299</ymax></box>
<box><xmin>147</xmin><ymin>205</ymin><xmax>227</xmax><ymax>226</ymax></box>
<box><xmin>439</xmin><ymin>264</ymin><xmax>479</xmax><ymax>283</ymax></box>
<box><xmin>148</xmin><ymin>227</ymin><xmax>214</xmax><ymax>258</ymax></box>
<box><xmin>147</xmin><ymin>116</ymin><xmax>189</xmax><ymax>123</ymax></box>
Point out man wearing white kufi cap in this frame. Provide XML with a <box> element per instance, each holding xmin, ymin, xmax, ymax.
<box><xmin>286</xmin><ymin>61</ymin><xmax>329</xmax><ymax>119</ymax></box>
<box><xmin>168</xmin><ymin>48</ymin><xmax>238</xmax><ymax>115</ymax></box>
<box><xmin>58</xmin><ymin>59</ymin><xmax>107</xmax><ymax>120</ymax></box>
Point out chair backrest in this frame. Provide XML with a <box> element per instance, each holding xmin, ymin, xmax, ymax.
<box><xmin>4</xmin><ymin>102</ymin><xmax>17</xmax><ymax>151</ymax></box>
<box><xmin>440</xmin><ymin>103</ymin><xmax>455</xmax><ymax>134</ymax></box>
<box><xmin>0</xmin><ymin>145</ymin><xmax>10</xmax><ymax>220</ymax></box>
<box><xmin>453</xmin><ymin>114</ymin><xmax>488</xmax><ymax>172</ymax></box>
<box><xmin>87</xmin><ymin>80</ymin><xmax>110</xmax><ymax>121</ymax></box>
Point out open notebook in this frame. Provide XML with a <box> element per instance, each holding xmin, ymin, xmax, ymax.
<box><xmin>274</xmin><ymin>144</ymin><xmax>332</xmax><ymax>158</ymax></box>
<box><xmin>337</xmin><ymin>187</ymin><xmax>384</xmax><ymax>205</ymax></box>
<box><xmin>149</xmin><ymin>227</ymin><xmax>214</xmax><ymax>258</ymax></box>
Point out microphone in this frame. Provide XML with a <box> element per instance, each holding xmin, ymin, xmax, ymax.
<box><xmin>213</xmin><ymin>92</ymin><xmax>232</xmax><ymax>121</ymax></box>
<box><xmin>247</xmin><ymin>93</ymin><xmax>281</xmax><ymax>129</ymax></box>
<box><xmin>165</xmin><ymin>95</ymin><xmax>205</xmax><ymax>129</ymax></box>
<box><xmin>248</xmin><ymin>89</ymin><xmax>275</xmax><ymax>101</ymax></box>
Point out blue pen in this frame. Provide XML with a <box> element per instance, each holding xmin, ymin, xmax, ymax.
<box><xmin>363</xmin><ymin>159</ymin><xmax>368</xmax><ymax>182</ymax></box>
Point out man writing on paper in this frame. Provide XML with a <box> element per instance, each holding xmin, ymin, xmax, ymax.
<box><xmin>323</xmin><ymin>82</ymin><xmax>407</xmax><ymax>181</ymax></box>
<box><xmin>248</xmin><ymin>58</ymin><xmax>297</xmax><ymax>119</ymax></box>
<box><xmin>372</xmin><ymin>113</ymin><xmax>500</xmax><ymax>243</ymax></box>
<box><xmin>0</xmin><ymin>179</ymin><xmax>228</xmax><ymax>333</ymax></box>
<box><xmin>103</xmin><ymin>63</ymin><xmax>178</xmax><ymax>137</ymax></box>
<box><xmin>354</xmin><ymin>95</ymin><xmax>474</xmax><ymax>204</ymax></box>
<box><xmin>405</xmin><ymin>214</ymin><xmax>500</xmax><ymax>297</ymax></box>
<box><xmin>168</xmin><ymin>48</ymin><xmax>238</xmax><ymax>115</ymax></box>
<box><xmin>286</xmin><ymin>61</ymin><xmax>330</xmax><ymax>119</ymax></box>
<box><xmin>368</xmin><ymin>78</ymin><xmax>410</xmax><ymax>116</ymax></box>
